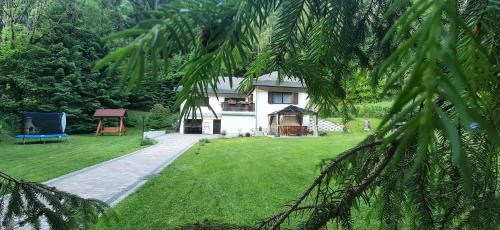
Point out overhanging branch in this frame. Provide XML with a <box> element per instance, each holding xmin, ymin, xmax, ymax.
<box><xmin>260</xmin><ymin>137</ymin><xmax>384</xmax><ymax>229</ymax></box>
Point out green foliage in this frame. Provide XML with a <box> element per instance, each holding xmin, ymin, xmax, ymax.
<box><xmin>0</xmin><ymin>114</ymin><xmax>17</xmax><ymax>141</ymax></box>
<box><xmin>140</xmin><ymin>137</ymin><xmax>157</xmax><ymax>146</ymax></box>
<box><xmin>127</xmin><ymin>54</ymin><xmax>187</xmax><ymax>110</ymax></box>
<box><xmin>355</xmin><ymin>101</ymin><xmax>393</xmax><ymax>118</ymax></box>
<box><xmin>346</xmin><ymin>69</ymin><xmax>386</xmax><ymax>103</ymax></box>
<box><xmin>0</xmin><ymin>0</ymin><xmax>183</xmax><ymax>135</ymax></box>
<box><xmin>147</xmin><ymin>104</ymin><xmax>173</xmax><ymax>130</ymax></box>
<box><xmin>198</xmin><ymin>138</ymin><xmax>211</xmax><ymax>144</ymax></box>
<box><xmin>0</xmin><ymin>172</ymin><xmax>111</xmax><ymax>229</ymax></box>
<box><xmin>0</xmin><ymin>1</ymin><xmax>130</xmax><ymax>133</ymax></box>
<box><xmin>99</xmin><ymin>0</ymin><xmax>499</xmax><ymax>229</ymax></box>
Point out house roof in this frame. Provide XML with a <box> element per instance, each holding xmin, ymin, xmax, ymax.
<box><xmin>270</xmin><ymin>105</ymin><xmax>317</xmax><ymax>115</ymax></box>
<box><xmin>207</xmin><ymin>77</ymin><xmax>246</xmax><ymax>94</ymax></box>
<box><xmin>177</xmin><ymin>71</ymin><xmax>306</xmax><ymax>94</ymax></box>
<box><xmin>251</xmin><ymin>72</ymin><xmax>306</xmax><ymax>89</ymax></box>
<box><xmin>93</xmin><ymin>109</ymin><xmax>127</xmax><ymax>117</ymax></box>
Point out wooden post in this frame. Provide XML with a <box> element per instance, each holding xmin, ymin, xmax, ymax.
<box><xmin>118</xmin><ymin>117</ymin><xmax>123</xmax><ymax>136</ymax></box>
<box><xmin>276</xmin><ymin>113</ymin><xmax>280</xmax><ymax>137</ymax></box>
<box><xmin>315</xmin><ymin>114</ymin><xmax>319</xmax><ymax>137</ymax></box>
<box><xmin>96</xmin><ymin>119</ymin><xmax>102</xmax><ymax>136</ymax></box>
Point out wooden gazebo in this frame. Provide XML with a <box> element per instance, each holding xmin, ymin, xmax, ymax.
<box><xmin>268</xmin><ymin>105</ymin><xmax>318</xmax><ymax>136</ymax></box>
<box><xmin>93</xmin><ymin>109</ymin><xmax>127</xmax><ymax>136</ymax></box>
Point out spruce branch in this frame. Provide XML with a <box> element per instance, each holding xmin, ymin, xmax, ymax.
<box><xmin>0</xmin><ymin>172</ymin><xmax>111</xmax><ymax>229</ymax></box>
<box><xmin>259</xmin><ymin>137</ymin><xmax>387</xmax><ymax>229</ymax></box>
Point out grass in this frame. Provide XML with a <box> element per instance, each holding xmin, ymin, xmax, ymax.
<box><xmin>0</xmin><ymin>111</ymin><xmax>149</xmax><ymax>182</ymax></box>
<box><xmin>95</xmin><ymin>131</ymin><xmax>373</xmax><ymax>229</ymax></box>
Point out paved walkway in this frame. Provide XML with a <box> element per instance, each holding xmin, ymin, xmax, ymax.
<box><xmin>44</xmin><ymin>133</ymin><xmax>213</xmax><ymax>205</ymax></box>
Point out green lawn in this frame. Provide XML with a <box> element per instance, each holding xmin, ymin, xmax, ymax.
<box><xmin>0</xmin><ymin>111</ymin><xmax>148</xmax><ymax>182</ymax></box>
<box><xmin>95</xmin><ymin>130</ymin><xmax>373</xmax><ymax>229</ymax></box>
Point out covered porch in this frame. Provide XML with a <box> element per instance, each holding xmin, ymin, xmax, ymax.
<box><xmin>268</xmin><ymin>105</ymin><xmax>318</xmax><ymax>137</ymax></box>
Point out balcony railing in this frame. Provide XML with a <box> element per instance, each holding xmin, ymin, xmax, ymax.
<box><xmin>221</xmin><ymin>101</ymin><xmax>255</xmax><ymax>112</ymax></box>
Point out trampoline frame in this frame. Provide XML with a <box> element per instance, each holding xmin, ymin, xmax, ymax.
<box><xmin>15</xmin><ymin>134</ymin><xmax>69</xmax><ymax>144</ymax></box>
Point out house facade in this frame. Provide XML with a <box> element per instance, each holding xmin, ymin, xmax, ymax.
<box><xmin>179</xmin><ymin>72</ymin><xmax>317</xmax><ymax>135</ymax></box>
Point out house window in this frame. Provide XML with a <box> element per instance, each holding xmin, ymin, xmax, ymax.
<box><xmin>269</xmin><ymin>92</ymin><xmax>298</xmax><ymax>104</ymax></box>
<box><xmin>282</xmin><ymin>93</ymin><xmax>293</xmax><ymax>104</ymax></box>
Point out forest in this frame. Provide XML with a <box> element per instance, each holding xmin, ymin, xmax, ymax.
<box><xmin>0</xmin><ymin>0</ymin><xmax>183</xmax><ymax>133</ymax></box>
<box><xmin>0</xmin><ymin>0</ymin><xmax>498</xmax><ymax>229</ymax></box>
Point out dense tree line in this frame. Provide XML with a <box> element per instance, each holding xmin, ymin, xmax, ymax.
<box><xmin>0</xmin><ymin>0</ymin><xmax>181</xmax><ymax>134</ymax></box>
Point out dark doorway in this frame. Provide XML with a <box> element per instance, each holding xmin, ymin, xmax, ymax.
<box><xmin>184</xmin><ymin>119</ymin><xmax>203</xmax><ymax>134</ymax></box>
<box><xmin>213</xmin><ymin>120</ymin><xmax>221</xmax><ymax>134</ymax></box>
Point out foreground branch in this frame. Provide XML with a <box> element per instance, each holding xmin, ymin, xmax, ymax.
<box><xmin>260</xmin><ymin>137</ymin><xmax>385</xmax><ymax>229</ymax></box>
<box><xmin>0</xmin><ymin>171</ymin><xmax>110</xmax><ymax>229</ymax></box>
<box><xmin>322</xmin><ymin>141</ymin><xmax>398</xmax><ymax>223</ymax></box>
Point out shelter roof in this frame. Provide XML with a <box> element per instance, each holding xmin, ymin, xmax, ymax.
<box><xmin>93</xmin><ymin>109</ymin><xmax>127</xmax><ymax>117</ymax></box>
<box><xmin>269</xmin><ymin>105</ymin><xmax>316</xmax><ymax>115</ymax></box>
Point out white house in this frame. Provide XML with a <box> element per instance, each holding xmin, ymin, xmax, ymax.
<box><xmin>179</xmin><ymin>72</ymin><xmax>319</xmax><ymax>136</ymax></box>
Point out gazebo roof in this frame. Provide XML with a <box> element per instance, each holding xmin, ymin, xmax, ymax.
<box><xmin>270</xmin><ymin>105</ymin><xmax>316</xmax><ymax>115</ymax></box>
<box><xmin>93</xmin><ymin>109</ymin><xmax>127</xmax><ymax>117</ymax></box>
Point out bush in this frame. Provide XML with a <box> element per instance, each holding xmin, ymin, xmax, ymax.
<box><xmin>140</xmin><ymin>138</ymin><xmax>157</xmax><ymax>146</ymax></box>
<box><xmin>198</xmin><ymin>138</ymin><xmax>211</xmax><ymax>144</ymax></box>
<box><xmin>355</xmin><ymin>101</ymin><xmax>392</xmax><ymax>118</ymax></box>
<box><xmin>0</xmin><ymin>114</ymin><xmax>18</xmax><ymax>141</ymax></box>
<box><xmin>147</xmin><ymin>104</ymin><xmax>173</xmax><ymax>130</ymax></box>
<box><xmin>245</xmin><ymin>132</ymin><xmax>251</xmax><ymax>137</ymax></box>
<box><xmin>125</xmin><ymin>117</ymin><xmax>138</xmax><ymax>127</ymax></box>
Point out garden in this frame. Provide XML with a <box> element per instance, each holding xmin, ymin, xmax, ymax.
<box><xmin>94</xmin><ymin>131</ymin><xmax>373</xmax><ymax>229</ymax></box>
<box><xmin>1</xmin><ymin>0</ymin><xmax>498</xmax><ymax>230</ymax></box>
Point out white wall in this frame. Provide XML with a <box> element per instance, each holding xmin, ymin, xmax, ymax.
<box><xmin>179</xmin><ymin>87</ymin><xmax>309</xmax><ymax>134</ymax></box>
<box><xmin>254</xmin><ymin>86</ymin><xmax>309</xmax><ymax>132</ymax></box>
<box><xmin>221</xmin><ymin>115</ymin><xmax>256</xmax><ymax>135</ymax></box>
<box><xmin>179</xmin><ymin>93</ymin><xmax>242</xmax><ymax>134</ymax></box>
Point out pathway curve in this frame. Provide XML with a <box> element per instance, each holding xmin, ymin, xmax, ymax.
<box><xmin>44</xmin><ymin>133</ymin><xmax>213</xmax><ymax>205</ymax></box>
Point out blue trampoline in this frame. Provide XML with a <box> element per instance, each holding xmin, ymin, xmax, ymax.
<box><xmin>16</xmin><ymin>112</ymin><xmax>69</xmax><ymax>144</ymax></box>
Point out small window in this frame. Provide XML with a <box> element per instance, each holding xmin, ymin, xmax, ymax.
<box><xmin>282</xmin><ymin>93</ymin><xmax>292</xmax><ymax>104</ymax></box>
<box><xmin>272</xmin><ymin>93</ymin><xmax>284</xmax><ymax>104</ymax></box>
<box><xmin>270</xmin><ymin>92</ymin><xmax>296</xmax><ymax>104</ymax></box>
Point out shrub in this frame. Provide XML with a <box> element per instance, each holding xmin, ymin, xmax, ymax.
<box><xmin>147</xmin><ymin>104</ymin><xmax>172</xmax><ymax>130</ymax></box>
<box><xmin>125</xmin><ymin>117</ymin><xmax>137</xmax><ymax>127</ymax></box>
<box><xmin>199</xmin><ymin>138</ymin><xmax>211</xmax><ymax>144</ymax></box>
<box><xmin>245</xmin><ymin>132</ymin><xmax>251</xmax><ymax>137</ymax></box>
<box><xmin>0</xmin><ymin>114</ymin><xmax>18</xmax><ymax>141</ymax></box>
<box><xmin>318</xmin><ymin>131</ymin><xmax>328</xmax><ymax>136</ymax></box>
<box><xmin>140</xmin><ymin>138</ymin><xmax>157</xmax><ymax>146</ymax></box>
<box><xmin>0</xmin><ymin>122</ymin><xmax>9</xmax><ymax>141</ymax></box>
<box><xmin>355</xmin><ymin>101</ymin><xmax>392</xmax><ymax>118</ymax></box>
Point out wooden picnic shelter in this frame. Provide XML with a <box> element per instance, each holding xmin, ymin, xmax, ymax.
<box><xmin>93</xmin><ymin>109</ymin><xmax>127</xmax><ymax>136</ymax></box>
